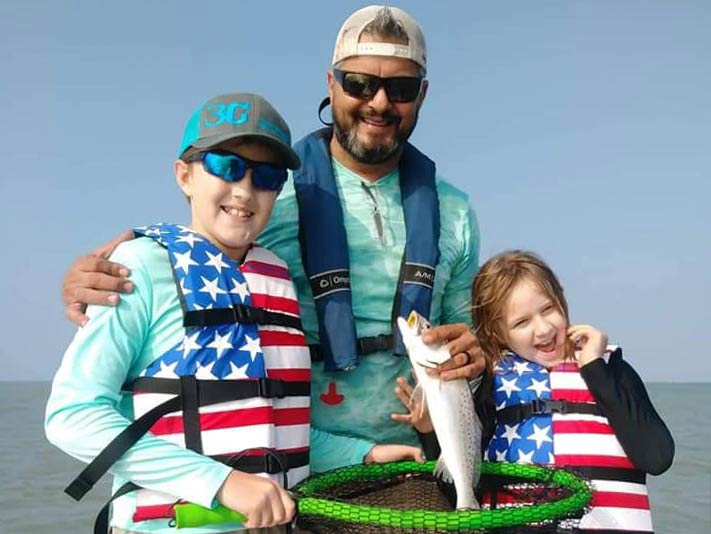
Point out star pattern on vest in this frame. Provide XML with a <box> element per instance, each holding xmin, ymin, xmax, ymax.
<box><xmin>205</xmin><ymin>250</ymin><xmax>230</xmax><ymax>273</ymax></box>
<box><xmin>487</xmin><ymin>354</ymin><xmax>555</xmax><ymax>465</ymax></box>
<box><xmin>199</xmin><ymin>276</ymin><xmax>227</xmax><ymax>301</ymax></box>
<box><xmin>136</xmin><ymin>224</ymin><xmax>266</xmax><ymax>380</ymax></box>
<box><xmin>229</xmin><ymin>278</ymin><xmax>249</xmax><ymax>303</ymax></box>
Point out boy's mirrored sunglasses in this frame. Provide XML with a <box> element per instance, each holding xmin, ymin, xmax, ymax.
<box><xmin>186</xmin><ymin>150</ymin><xmax>288</xmax><ymax>191</ymax></box>
<box><xmin>333</xmin><ymin>69</ymin><xmax>423</xmax><ymax>103</ymax></box>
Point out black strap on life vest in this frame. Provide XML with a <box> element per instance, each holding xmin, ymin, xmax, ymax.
<box><xmin>496</xmin><ymin>399</ymin><xmax>603</xmax><ymax>426</ymax></box>
<box><xmin>309</xmin><ymin>333</ymin><xmax>394</xmax><ymax>362</ymax></box>
<box><xmin>65</xmin><ymin>376</ymin><xmax>310</xmax><ymax>502</ymax></box>
<box><xmin>93</xmin><ymin>482</ymin><xmax>140</xmax><ymax>534</ymax></box>
<box><xmin>183</xmin><ymin>303</ymin><xmax>303</xmax><ymax>331</ymax></box>
<box><xmin>91</xmin><ymin>448</ymin><xmax>305</xmax><ymax>534</ymax></box>
<box><xmin>569</xmin><ymin>465</ymin><xmax>646</xmax><ymax>484</ymax></box>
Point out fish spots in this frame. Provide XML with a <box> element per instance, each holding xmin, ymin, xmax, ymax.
<box><xmin>320</xmin><ymin>381</ymin><xmax>345</xmax><ymax>406</ymax></box>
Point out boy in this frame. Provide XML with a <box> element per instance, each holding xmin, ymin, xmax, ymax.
<box><xmin>46</xmin><ymin>93</ymin><xmax>310</xmax><ymax>533</ymax></box>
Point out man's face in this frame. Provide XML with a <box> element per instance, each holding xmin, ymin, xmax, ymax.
<box><xmin>328</xmin><ymin>50</ymin><xmax>427</xmax><ymax>165</ymax></box>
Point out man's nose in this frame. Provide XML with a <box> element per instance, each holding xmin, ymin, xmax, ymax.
<box><xmin>369</xmin><ymin>85</ymin><xmax>393</xmax><ymax>112</ymax></box>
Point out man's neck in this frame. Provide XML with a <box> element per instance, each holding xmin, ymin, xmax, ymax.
<box><xmin>329</xmin><ymin>136</ymin><xmax>401</xmax><ymax>183</ymax></box>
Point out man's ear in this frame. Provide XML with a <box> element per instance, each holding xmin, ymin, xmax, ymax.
<box><xmin>174</xmin><ymin>159</ymin><xmax>192</xmax><ymax>198</ymax></box>
<box><xmin>327</xmin><ymin>69</ymin><xmax>336</xmax><ymax>101</ymax></box>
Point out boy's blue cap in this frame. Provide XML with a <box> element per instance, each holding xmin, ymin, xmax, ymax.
<box><xmin>178</xmin><ymin>93</ymin><xmax>300</xmax><ymax>169</ymax></box>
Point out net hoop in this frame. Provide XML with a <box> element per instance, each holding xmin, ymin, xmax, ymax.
<box><xmin>294</xmin><ymin>460</ymin><xmax>592</xmax><ymax>531</ymax></box>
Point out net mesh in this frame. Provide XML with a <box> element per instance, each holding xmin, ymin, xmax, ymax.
<box><xmin>293</xmin><ymin>461</ymin><xmax>591</xmax><ymax>534</ymax></box>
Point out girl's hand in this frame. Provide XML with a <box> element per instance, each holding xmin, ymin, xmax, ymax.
<box><xmin>567</xmin><ymin>324</ymin><xmax>608</xmax><ymax>367</ymax></box>
<box><xmin>216</xmin><ymin>470</ymin><xmax>295</xmax><ymax>528</ymax></box>
<box><xmin>364</xmin><ymin>444</ymin><xmax>426</xmax><ymax>464</ymax></box>
<box><xmin>391</xmin><ymin>374</ymin><xmax>434</xmax><ymax>433</ymax></box>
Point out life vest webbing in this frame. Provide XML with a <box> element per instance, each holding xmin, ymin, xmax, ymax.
<box><xmin>183</xmin><ymin>304</ymin><xmax>303</xmax><ymax>331</ymax></box>
<box><xmin>496</xmin><ymin>399</ymin><xmax>603</xmax><ymax>426</ymax></box>
<box><xmin>293</xmin><ymin>128</ymin><xmax>440</xmax><ymax>371</ymax></box>
<box><xmin>65</xmin><ymin>376</ymin><xmax>309</xmax><ymax>502</ymax></box>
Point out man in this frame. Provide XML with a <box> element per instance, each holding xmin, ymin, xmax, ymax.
<box><xmin>61</xmin><ymin>5</ymin><xmax>483</xmax><ymax>473</ymax></box>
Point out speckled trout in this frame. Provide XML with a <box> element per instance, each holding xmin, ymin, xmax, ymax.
<box><xmin>397</xmin><ymin>311</ymin><xmax>482</xmax><ymax>509</ymax></box>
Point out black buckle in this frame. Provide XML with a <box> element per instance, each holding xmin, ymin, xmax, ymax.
<box><xmin>257</xmin><ymin>378</ymin><xmax>286</xmax><ymax>399</ymax></box>
<box><xmin>531</xmin><ymin>399</ymin><xmax>566</xmax><ymax>415</ymax></box>
<box><xmin>231</xmin><ymin>305</ymin><xmax>250</xmax><ymax>323</ymax></box>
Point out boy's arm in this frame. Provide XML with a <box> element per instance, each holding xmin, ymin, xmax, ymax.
<box><xmin>310</xmin><ymin>427</ymin><xmax>425</xmax><ymax>472</ymax></box>
<box><xmin>309</xmin><ymin>426</ymin><xmax>376</xmax><ymax>473</ymax></box>
<box><xmin>580</xmin><ymin>349</ymin><xmax>675</xmax><ymax>475</ymax></box>
<box><xmin>47</xmin><ymin>244</ymin><xmax>231</xmax><ymax>508</ymax></box>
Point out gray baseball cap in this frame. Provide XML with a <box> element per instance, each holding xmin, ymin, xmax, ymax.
<box><xmin>178</xmin><ymin>93</ymin><xmax>300</xmax><ymax>170</ymax></box>
<box><xmin>332</xmin><ymin>5</ymin><xmax>427</xmax><ymax>72</ymax></box>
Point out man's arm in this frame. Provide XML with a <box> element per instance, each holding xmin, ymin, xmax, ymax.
<box><xmin>425</xmin><ymin>204</ymin><xmax>483</xmax><ymax>380</ymax></box>
<box><xmin>61</xmin><ymin>230</ymin><xmax>135</xmax><ymax>326</ymax></box>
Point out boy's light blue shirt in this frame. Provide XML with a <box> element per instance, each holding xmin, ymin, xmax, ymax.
<box><xmin>45</xmin><ymin>238</ymin><xmax>244</xmax><ymax>533</ymax></box>
<box><xmin>260</xmin><ymin>159</ymin><xmax>480</xmax><ymax>472</ymax></box>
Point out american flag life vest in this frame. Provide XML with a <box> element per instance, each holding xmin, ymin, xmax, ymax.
<box><xmin>484</xmin><ymin>350</ymin><xmax>653</xmax><ymax>533</ymax></box>
<box><xmin>64</xmin><ymin>223</ymin><xmax>311</xmax><ymax>527</ymax></box>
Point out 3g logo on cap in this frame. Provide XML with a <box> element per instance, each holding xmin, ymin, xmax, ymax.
<box><xmin>203</xmin><ymin>101</ymin><xmax>250</xmax><ymax>128</ymax></box>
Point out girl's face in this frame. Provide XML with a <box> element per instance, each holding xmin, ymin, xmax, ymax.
<box><xmin>501</xmin><ymin>277</ymin><xmax>568</xmax><ymax>368</ymax></box>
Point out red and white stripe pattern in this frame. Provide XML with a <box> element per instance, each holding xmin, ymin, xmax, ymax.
<box><xmin>131</xmin><ymin>245</ymin><xmax>310</xmax><ymax>523</ymax></box>
<box><xmin>548</xmin><ymin>360</ymin><xmax>652</xmax><ymax>532</ymax></box>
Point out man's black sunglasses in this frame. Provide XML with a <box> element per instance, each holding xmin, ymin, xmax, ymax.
<box><xmin>333</xmin><ymin>69</ymin><xmax>423</xmax><ymax>103</ymax></box>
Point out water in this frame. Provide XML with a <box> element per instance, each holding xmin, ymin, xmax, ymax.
<box><xmin>1</xmin><ymin>382</ymin><xmax>709</xmax><ymax>534</ymax></box>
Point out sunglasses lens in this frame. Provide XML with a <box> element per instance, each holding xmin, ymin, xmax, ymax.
<box><xmin>203</xmin><ymin>152</ymin><xmax>247</xmax><ymax>182</ymax></box>
<box><xmin>342</xmin><ymin>72</ymin><xmax>380</xmax><ymax>99</ymax></box>
<box><xmin>199</xmin><ymin>152</ymin><xmax>287</xmax><ymax>191</ymax></box>
<box><xmin>337</xmin><ymin>70</ymin><xmax>422</xmax><ymax>103</ymax></box>
<box><xmin>385</xmin><ymin>78</ymin><xmax>422</xmax><ymax>102</ymax></box>
<box><xmin>252</xmin><ymin>164</ymin><xmax>288</xmax><ymax>191</ymax></box>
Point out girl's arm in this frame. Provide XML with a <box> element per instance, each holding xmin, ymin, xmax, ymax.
<box><xmin>580</xmin><ymin>348</ymin><xmax>674</xmax><ymax>475</ymax></box>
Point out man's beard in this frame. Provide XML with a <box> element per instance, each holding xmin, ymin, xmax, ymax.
<box><xmin>333</xmin><ymin>109</ymin><xmax>418</xmax><ymax>165</ymax></box>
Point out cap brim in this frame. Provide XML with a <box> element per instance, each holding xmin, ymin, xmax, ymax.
<box><xmin>188</xmin><ymin>132</ymin><xmax>301</xmax><ymax>170</ymax></box>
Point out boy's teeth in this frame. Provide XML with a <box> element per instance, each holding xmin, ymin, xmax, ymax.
<box><xmin>224</xmin><ymin>207</ymin><xmax>251</xmax><ymax>216</ymax></box>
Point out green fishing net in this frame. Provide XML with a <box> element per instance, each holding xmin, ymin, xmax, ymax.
<box><xmin>292</xmin><ymin>461</ymin><xmax>592</xmax><ymax>534</ymax></box>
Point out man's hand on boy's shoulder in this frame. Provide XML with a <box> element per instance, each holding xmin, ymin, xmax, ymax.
<box><xmin>62</xmin><ymin>230</ymin><xmax>135</xmax><ymax>327</ymax></box>
<box><xmin>421</xmin><ymin>323</ymin><xmax>485</xmax><ymax>381</ymax></box>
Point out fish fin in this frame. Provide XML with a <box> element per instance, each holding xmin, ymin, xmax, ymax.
<box><xmin>433</xmin><ymin>454</ymin><xmax>453</xmax><ymax>484</ymax></box>
<box><xmin>409</xmin><ymin>382</ymin><xmax>425</xmax><ymax>418</ymax></box>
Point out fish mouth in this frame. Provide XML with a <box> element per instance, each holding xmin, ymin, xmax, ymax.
<box><xmin>407</xmin><ymin>310</ymin><xmax>432</xmax><ymax>336</ymax></box>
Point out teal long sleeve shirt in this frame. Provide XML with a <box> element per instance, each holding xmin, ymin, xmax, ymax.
<box><xmin>46</xmin><ymin>238</ymin><xmax>267</xmax><ymax>533</ymax></box>
<box><xmin>259</xmin><ymin>159</ymin><xmax>480</xmax><ymax>472</ymax></box>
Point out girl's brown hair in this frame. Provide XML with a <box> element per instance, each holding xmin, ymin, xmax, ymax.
<box><xmin>472</xmin><ymin>250</ymin><xmax>571</xmax><ymax>365</ymax></box>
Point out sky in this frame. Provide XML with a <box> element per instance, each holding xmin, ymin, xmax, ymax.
<box><xmin>1</xmin><ymin>1</ymin><xmax>709</xmax><ymax>382</ymax></box>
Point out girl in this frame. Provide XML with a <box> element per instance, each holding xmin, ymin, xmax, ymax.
<box><xmin>472</xmin><ymin>250</ymin><xmax>673</xmax><ymax>533</ymax></box>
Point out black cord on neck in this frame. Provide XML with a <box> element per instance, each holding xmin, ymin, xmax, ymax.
<box><xmin>318</xmin><ymin>97</ymin><xmax>333</xmax><ymax>126</ymax></box>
